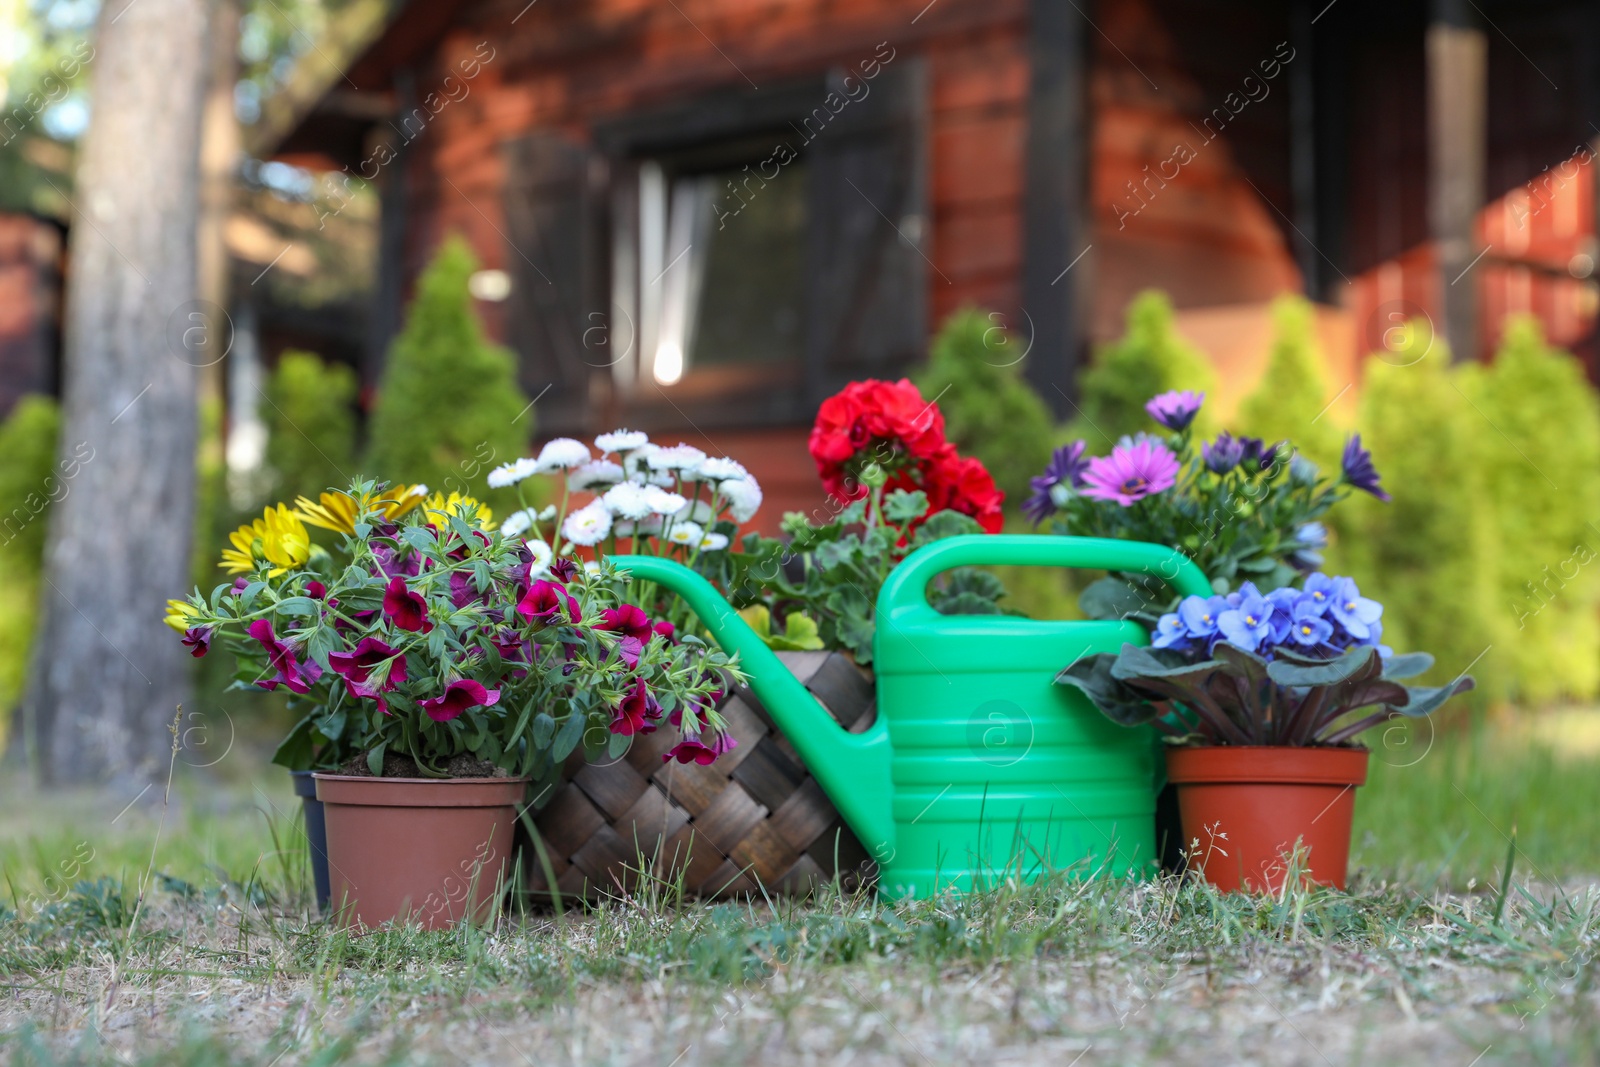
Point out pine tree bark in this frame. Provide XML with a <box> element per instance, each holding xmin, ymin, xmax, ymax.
<box><xmin>20</xmin><ymin>0</ymin><xmax>211</xmax><ymax>785</ymax></box>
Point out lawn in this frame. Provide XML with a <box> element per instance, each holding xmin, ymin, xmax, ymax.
<box><xmin>2</xmin><ymin>712</ymin><xmax>1598</xmax><ymax>1066</ymax></box>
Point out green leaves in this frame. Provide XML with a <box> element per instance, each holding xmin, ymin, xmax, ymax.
<box><xmin>1060</xmin><ymin>637</ymin><xmax>1474</xmax><ymax>747</ymax></box>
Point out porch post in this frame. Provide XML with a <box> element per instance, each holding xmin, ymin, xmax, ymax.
<box><xmin>1426</xmin><ymin>0</ymin><xmax>1487</xmax><ymax>361</ymax></box>
<box><xmin>1022</xmin><ymin>0</ymin><xmax>1090</xmax><ymax>412</ymax></box>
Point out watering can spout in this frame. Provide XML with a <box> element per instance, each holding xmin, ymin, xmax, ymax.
<box><xmin>611</xmin><ymin>555</ymin><xmax>897</xmax><ymax>861</ymax></box>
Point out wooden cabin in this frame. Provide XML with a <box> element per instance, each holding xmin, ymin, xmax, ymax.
<box><xmin>262</xmin><ymin>0</ymin><xmax>1600</xmax><ymax>522</ymax></box>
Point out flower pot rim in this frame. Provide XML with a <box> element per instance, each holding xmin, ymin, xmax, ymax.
<box><xmin>313</xmin><ymin>773</ymin><xmax>530</xmax><ymax>809</ymax></box>
<box><xmin>1165</xmin><ymin>744</ymin><xmax>1369</xmax><ymax>787</ymax></box>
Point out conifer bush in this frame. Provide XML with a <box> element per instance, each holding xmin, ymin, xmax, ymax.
<box><xmin>1465</xmin><ymin>317</ymin><xmax>1600</xmax><ymax>702</ymax></box>
<box><xmin>365</xmin><ymin>235</ymin><xmax>531</xmax><ymax>508</ymax></box>
<box><xmin>0</xmin><ymin>395</ymin><xmax>62</xmax><ymax>737</ymax></box>
<box><xmin>1068</xmin><ymin>290</ymin><xmax>1217</xmax><ymax>445</ymax></box>
<box><xmin>1235</xmin><ymin>295</ymin><xmax>1341</xmax><ymax>469</ymax></box>
<box><xmin>1330</xmin><ymin>326</ymin><xmax>1508</xmax><ymax>701</ymax></box>
<box><xmin>914</xmin><ymin>308</ymin><xmax>1056</xmax><ymax>504</ymax></box>
<box><xmin>265</xmin><ymin>350</ymin><xmax>358</xmax><ymax>501</ymax></box>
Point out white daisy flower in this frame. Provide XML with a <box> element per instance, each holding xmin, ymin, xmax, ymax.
<box><xmin>535</xmin><ymin>437</ymin><xmax>592</xmax><ymax>472</ymax></box>
<box><xmin>646</xmin><ymin>443</ymin><xmax>707</xmax><ymax>472</ymax></box>
<box><xmin>537</xmin><ymin>504</ymin><xmax>557</xmax><ymax>521</ymax></box>
<box><xmin>675</xmin><ymin>499</ymin><xmax>715</xmax><ymax>524</ymax></box>
<box><xmin>722</xmin><ymin>475</ymin><xmax>763</xmax><ymax>523</ymax></box>
<box><xmin>561</xmin><ymin>501</ymin><xmax>612</xmax><ymax>546</ymax></box>
<box><xmin>613</xmin><ymin>519</ymin><xmax>636</xmax><ymax>537</ymax></box>
<box><xmin>583</xmin><ymin>559</ymin><xmax>603</xmax><ymax>576</ymax></box>
<box><xmin>602</xmin><ymin>482</ymin><xmax>654</xmax><ymax>520</ymax></box>
<box><xmin>499</xmin><ymin>508</ymin><xmax>538</xmax><ymax>537</ymax></box>
<box><xmin>487</xmin><ymin>457</ymin><xmax>540</xmax><ymax>488</ymax></box>
<box><xmin>666</xmin><ymin>520</ymin><xmax>704</xmax><ymax>546</ymax></box>
<box><xmin>623</xmin><ymin>443</ymin><xmax>660</xmax><ymax>477</ymax></box>
<box><xmin>525</xmin><ymin>537</ymin><xmax>553</xmax><ymax>578</ymax></box>
<box><xmin>698</xmin><ymin>457</ymin><xmax>748</xmax><ymax>483</ymax></box>
<box><xmin>638</xmin><ymin>514</ymin><xmax>664</xmax><ymax>536</ymax></box>
<box><xmin>568</xmin><ymin>459</ymin><xmax>624</xmax><ymax>492</ymax></box>
<box><xmin>699</xmin><ymin>532</ymin><xmax>730</xmax><ymax>551</ymax></box>
<box><xmin>644</xmin><ymin>487</ymin><xmax>687</xmax><ymax>516</ymax></box>
<box><xmin>595</xmin><ymin>429</ymin><xmax>649</xmax><ymax>453</ymax></box>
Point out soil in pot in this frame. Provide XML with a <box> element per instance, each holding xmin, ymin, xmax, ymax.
<box><xmin>314</xmin><ymin>770</ymin><xmax>528</xmax><ymax>930</ymax></box>
<box><xmin>1166</xmin><ymin>745</ymin><xmax>1369</xmax><ymax>893</ymax></box>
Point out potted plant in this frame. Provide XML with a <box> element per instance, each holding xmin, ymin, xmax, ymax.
<box><xmin>168</xmin><ymin>480</ymin><xmax>732</xmax><ymax>928</ymax></box>
<box><xmin>1057</xmin><ymin>573</ymin><xmax>1475</xmax><ymax>892</ymax></box>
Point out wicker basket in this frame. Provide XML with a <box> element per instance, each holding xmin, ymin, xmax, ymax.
<box><xmin>525</xmin><ymin>650</ymin><xmax>878</xmax><ymax>900</ymax></box>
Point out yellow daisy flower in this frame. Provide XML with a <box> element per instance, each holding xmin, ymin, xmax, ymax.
<box><xmin>164</xmin><ymin>599</ymin><xmax>200</xmax><ymax>633</ymax></box>
<box><xmin>295</xmin><ymin>484</ymin><xmax>430</xmax><ymax>534</ymax></box>
<box><xmin>423</xmin><ymin>491</ymin><xmax>495</xmax><ymax>530</ymax></box>
<box><xmin>219</xmin><ymin>504</ymin><xmax>312</xmax><ymax>575</ymax></box>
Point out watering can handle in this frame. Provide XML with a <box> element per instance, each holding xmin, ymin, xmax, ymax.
<box><xmin>879</xmin><ymin>534</ymin><xmax>1213</xmax><ymax>621</ymax></box>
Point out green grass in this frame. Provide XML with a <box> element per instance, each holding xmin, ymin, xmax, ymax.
<box><xmin>2</xmin><ymin>713</ymin><xmax>1597</xmax><ymax>1065</ymax></box>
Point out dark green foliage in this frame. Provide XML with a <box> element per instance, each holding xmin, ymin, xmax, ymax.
<box><xmin>913</xmin><ymin>308</ymin><xmax>1055</xmax><ymax>504</ymax></box>
<box><xmin>1464</xmin><ymin>317</ymin><xmax>1600</xmax><ymax>703</ymax></box>
<box><xmin>1067</xmin><ymin>290</ymin><xmax>1217</xmax><ymax>445</ymax></box>
<box><xmin>364</xmin><ymin>235</ymin><xmax>531</xmax><ymax>506</ymax></box>
<box><xmin>1235</xmin><ymin>295</ymin><xmax>1340</xmax><ymax>468</ymax></box>
<box><xmin>732</xmin><ymin>492</ymin><xmax>1006</xmax><ymax>663</ymax></box>
<box><xmin>264</xmin><ymin>350</ymin><xmax>358</xmax><ymax>501</ymax></box>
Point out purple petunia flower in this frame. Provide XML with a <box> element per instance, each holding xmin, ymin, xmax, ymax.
<box><xmin>1023</xmin><ymin>441</ymin><xmax>1091</xmax><ymax>524</ymax></box>
<box><xmin>420</xmin><ymin>679</ymin><xmax>500</xmax><ymax>723</ymax></box>
<box><xmin>1341</xmin><ymin>433</ymin><xmax>1390</xmax><ymax>501</ymax></box>
<box><xmin>1144</xmin><ymin>390</ymin><xmax>1206</xmax><ymax>432</ymax></box>
<box><xmin>1080</xmin><ymin>439</ymin><xmax>1180</xmax><ymax>507</ymax></box>
<box><xmin>1201</xmin><ymin>433</ymin><xmax>1245</xmax><ymax>474</ymax></box>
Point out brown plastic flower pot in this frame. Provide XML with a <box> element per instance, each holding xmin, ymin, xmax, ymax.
<box><xmin>313</xmin><ymin>774</ymin><xmax>528</xmax><ymax>930</ymax></box>
<box><xmin>1165</xmin><ymin>746</ymin><xmax>1369</xmax><ymax>893</ymax></box>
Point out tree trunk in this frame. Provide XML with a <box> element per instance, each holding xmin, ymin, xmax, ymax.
<box><xmin>20</xmin><ymin>0</ymin><xmax>210</xmax><ymax>785</ymax></box>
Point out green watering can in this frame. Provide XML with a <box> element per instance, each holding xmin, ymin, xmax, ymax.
<box><xmin>615</xmin><ymin>535</ymin><xmax>1211</xmax><ymax>899</ymax></box>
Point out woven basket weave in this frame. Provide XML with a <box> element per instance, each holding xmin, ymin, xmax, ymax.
<box><xmin>525</xmin><ymin>650</ymin><xmax>878</xmax><ymax>900</ymax></box>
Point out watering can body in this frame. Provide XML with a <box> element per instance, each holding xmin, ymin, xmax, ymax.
<box><xmin>614</xmin><ymin>535</ymin><xmax>1211</xmax><ymax>900</ymax></box>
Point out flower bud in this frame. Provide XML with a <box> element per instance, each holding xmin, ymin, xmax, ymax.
<box><xmin>859</xmin><ymin>462</ymin><xmax>888</xmax><ymax>489</ymax></box>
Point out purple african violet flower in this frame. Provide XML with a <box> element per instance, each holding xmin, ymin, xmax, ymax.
<box><xmin>1023</xmin><ymin>441</ymin><xmax>1091</xmax><ymax>524</ymax></box>
<box><xmin>1081</xmin><ymin>439</ymin><xmax>1180</xmax><ymax>507</ymax></box>
<box><xmin>1178</xmin><ymin>595</ymin><xmax>1227</xmax><ymax>639</ymax></box>
<box><xmin>1202</xmin><ymin>433</ymin><xmax>1245</xmax><ymax>474</ymax></box>
<box><xmin>1144</xmin><ymin>390</ymin><xmax>1206</xmax><ymax>431</ymax></box>
<box><xmin>1216</xmin><ymin>589</ymin><xmax>1273</xmax><ymax>652</ymax></box>
<box><xmin>1341</xmin><ymin>434</ymin><xmax>1390</xmax><ymax>501</ymax></box>
<box><xmin>1327</xmin><ymin>575</ymin><xmax>1383</xmax><ymax>639</ymax></box>
<box><xmin>1151</xmin><ymin>612</ymin><xmax>1190</xmax><ymax>649</ymax></box>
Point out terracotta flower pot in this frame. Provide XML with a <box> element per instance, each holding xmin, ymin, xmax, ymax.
<box><xmin>313</xmin><ymin>774</ymin><xmax>528</xmax><ymax>930</ymax></box>
<box><xmin>1165</xmin><ymin>746</ymin><xmax>1369</xmax><ymax>893</ymax></box>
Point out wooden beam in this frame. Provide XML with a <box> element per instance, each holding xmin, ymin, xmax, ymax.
<box><xmin>1427</xmin><ymin>0</ymin><xmax>1486</xmax><ymax>361</ymax></box>
<box><xmin>1021</xmin><ymin>0</ymin><xmax>1089</xmax><ymax>413</ymax></box>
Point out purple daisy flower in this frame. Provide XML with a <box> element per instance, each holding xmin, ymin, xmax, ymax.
<box><xmin>1023</xmin><ymin>440</ymin><xmax>1091</xmax><ymax>524</ymax></box>
<box><xmin>1341</xmin><ymin>434</ymin><xmax>1391</xmax><ymax>501</ymax></box>
<box><xmin>1081</xmin><ymin>439</ymin><xmax>1181</xmax><ymax>507</ymax></box>
<box><xmin>1201</xmin><ymin>433</ymin><xmax>1244</xmax><ymax>474</ymax></box>
<box><xmin>1144</xmin><ymin>390</ymin><xmax>1206</xmax><ymax>431</ymax></box>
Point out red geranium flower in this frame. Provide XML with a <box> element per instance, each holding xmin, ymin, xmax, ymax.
<box><xmin>928</xmin><ymin>453</ymin><xmax>1005</xmax><ymax>533</ymax></box>
<box><xmin>383</xmin><ymin>575</ymin><xmax>432</xmax><ymax>633</ymax></box>
<box><xmin>809</xmin><ymin>379</ymin><xmax>948</xmax><ymax>501</ymax></box>
<box><xmin>420</xmin><ymin>679</ymin><xmax>499</xmax><ymax>723</ymax></box>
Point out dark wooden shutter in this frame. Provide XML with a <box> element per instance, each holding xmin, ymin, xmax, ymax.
<box><xmin>502</xmin><ymin>133</ymin><xmax>607</xmax><ymax>435</ymax></box>
<box><xmin>803</xmin><ymin>58</ymin><xmax>928</xmax><ymax>404</ymax></box>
